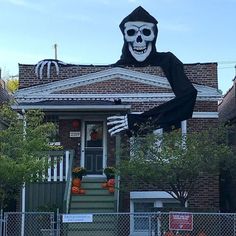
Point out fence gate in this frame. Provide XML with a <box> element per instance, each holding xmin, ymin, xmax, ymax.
<box><xmin>3</xmin><ymin>212</ymin><xmax>54</xmax><ymax>236</ymax></box>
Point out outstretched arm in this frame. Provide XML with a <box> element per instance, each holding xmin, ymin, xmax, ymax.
<box><xmin>107</xmin><ymin>52</ymin><xmax>197</xmax><ymax>136</ymax></box>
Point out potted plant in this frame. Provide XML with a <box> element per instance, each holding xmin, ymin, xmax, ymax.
<box><xmin>71</xmin><ymin>167</ymin><xmax>87</xmax><ymax>194</ymax></box>
<box><xmin>104</xmin><ymin>166</ymin><xmax>116</xmax><ymax>180</ymax></box>
<box><xmin>72</xmin><ymin>167</ymin><xmax>87</xmax><ymax>180</ymax></box>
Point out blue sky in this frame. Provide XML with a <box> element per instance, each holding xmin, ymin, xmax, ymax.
<box><xmin>0</xmin><ymin>0</ymin><xmax>235</xmax><ymax>94</ymax></box>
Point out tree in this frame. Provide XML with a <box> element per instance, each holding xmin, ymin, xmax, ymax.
<box><xmin>119</xmin><ymin>126</ymin><xmax>234</xmax><ymax>208</ymax></box>
<box><xmin>0</xmin><ymin>104</ymin><xmax>56</xmax><ymax>209</ymax></box>
<box><xmin>6</xmin><ymin>76</ymin><xmax>19</xmax><ymax>93</ymax></box>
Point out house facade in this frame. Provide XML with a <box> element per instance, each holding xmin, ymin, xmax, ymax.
<box><xmin>0</xmin><ymin>78</ymin><xmax>11</xmax><ymax>129</ymax></box>
<box><xmin>218</xmin><ymin>76</ymin><xmax>236</xmax><ymax>212</ymax></box>
<box><xmin>13</xmin><ymin>61</ymin><xmax>221</xmax><ymax>214</ymax></box>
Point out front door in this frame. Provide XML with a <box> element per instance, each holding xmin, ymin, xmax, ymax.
<box><xmin>83</xmin><ymin>121</ymin><xmax>105</xmax><ymax>175</ymax></box>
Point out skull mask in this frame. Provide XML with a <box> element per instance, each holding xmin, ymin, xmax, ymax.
<box><xmin>124</xmin><ymin>21</ymin><xmax>155</xmax><ymax>62</ymax></box>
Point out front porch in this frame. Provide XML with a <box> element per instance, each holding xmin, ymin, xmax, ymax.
<box><xmin>23</xmin><ymin>150</ymin><xmax>119</xmax><ymax>214</ymax></box>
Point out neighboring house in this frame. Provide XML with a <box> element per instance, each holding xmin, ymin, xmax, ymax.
<box><xmin>0</xmin><ymin>78</ymin><xmax>11</xmax><ymax>129</ymax></box>
<box><xmin>218</xmin><ymin>76</ymin><xmax>236</xmax><ymax>212</ymax></box>
<box><xmin>12</xmin><ymin>62</ymin><xmax>221</xmax><ymax>215</ymax></box>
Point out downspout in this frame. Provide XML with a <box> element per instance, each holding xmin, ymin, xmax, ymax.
<box><xmin>21</xmin><ymin>109</ymin><xmax>26</xmax><ymax>236</ymax></box>
<box><xmin>115</xmin><ymin>135</ymin><xmax>121</xmax><ymax>212</ymax></box>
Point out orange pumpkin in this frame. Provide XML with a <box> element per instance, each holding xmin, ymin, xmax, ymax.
<box><xmin>102</xmin><ymin>182</ymin><xmax>108</xmax><ymax>188</ymax></box>
<box><xmin>71</xmin><ymin>186</ymin><xmax>80</xmax><ymax>194</ymax></box>
<box><xmin>164</xmin><ymin>232</ymin><xmax>174</xmax><ymax>236</ymax></box>
<box><xmin>107</xmin><ymin>178</ymin><xmax>115</xmax><ymax>187</ymax></box>
<box><xmin>72</xmin><ymin>178</ymin><xmax>81</xmax><ymax>187</ymax></box>
<box><xmin>108</xmin><ymin>187</ymin><xmax>115</xmax><ymax>193</ymax></box>
<box><xmin>79</xmin><ymin>189</ymin><xmax>86</xmax><ymax>194</ymax></box>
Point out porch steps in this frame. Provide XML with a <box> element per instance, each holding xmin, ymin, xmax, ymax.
<box><xmin>67</xmin><ymin>177</ymin><xmax>118</xmax><ymax>235</ymax></box>
<box><xmin>69</xmin><ymin>177</ymin><xmax>116</xmax><ymax>213</ymax></box>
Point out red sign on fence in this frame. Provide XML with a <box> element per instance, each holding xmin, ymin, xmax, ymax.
<box><xmin>169</xmin><ymin>212</ymin><xmax>193</xmax><ymax>231</ymax></box>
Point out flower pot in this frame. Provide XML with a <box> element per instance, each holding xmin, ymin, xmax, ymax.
<box><xmin>71</xmin><ymin>186</ymin><xmax>80</xmax><ymax>194</ymax></box>
<box><xmin>72</xmin><ymin>178</ymin><xmax>81</xmax><ymax>187</ymax></box>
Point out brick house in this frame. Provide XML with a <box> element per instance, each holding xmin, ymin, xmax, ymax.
<box><xmin>218</xmin><ymin>76</ymin><xmax>236</xmax><ymax>212</ymax></box>
<box><xmin>0</xmin><ymin>78</ymin><xmax>11</xmax><ymax>129</ymax></box>
<box><xmin>12</xmin><ymin>61</ymin><xmax>221</xmax><ymax>217</ymax></box>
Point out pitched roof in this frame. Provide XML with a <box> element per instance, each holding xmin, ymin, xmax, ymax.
<box><xmin>15</xmin><ymin>67</ymin><xmax>221</xmax><ymax>104</ymax></box>
<box><xmin>0</xmin><ymin>86</ymin><xmax>11</xmax><ymax>104</ymax></box>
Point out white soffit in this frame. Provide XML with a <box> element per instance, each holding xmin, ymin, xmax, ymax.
<box><xmin>14</xmin><ymin>67</ymin><xmax>221</xmax><ymax>102</ymax></box>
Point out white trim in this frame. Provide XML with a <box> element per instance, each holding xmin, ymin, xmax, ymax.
<box><xmin>15</xmin><ymin>92</ymin><xmax>221</xmax><ymax>104</ymax></box>
<box><xmin>11</xmin><ymin>104</ymin><xmax>131</xmax><ymax>111</ymax></box>
<box><xmin>14</xmin><ymin>67</ymin><xmax>171</xmax><ymax>95</ymax></box>
<box><xmin>192</xmin><ymin>112</ymin><xmax>218</xmax><ymax>118</ymax></box>
<box><xmin>14</xmin><ymin>67</ymin><xmax>221</xmax><ymax>103</ymax></box>
<box><xmin>130</xmin><ymin>191</ymin><xmax>175</xmax><ymax>199</ymax></box>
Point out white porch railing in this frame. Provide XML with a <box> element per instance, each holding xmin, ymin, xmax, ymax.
<box><xmin>47</xmin><ymin>150</ymin><xmax>73</xmax><ymax>182</ymax></box>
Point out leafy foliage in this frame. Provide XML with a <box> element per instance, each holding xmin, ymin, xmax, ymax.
<box><xmin>0</xmin><ymin>104</ymin><xmax>56</xmax><ymax>209</ymax></box>
<box><xmin>119</xmin><ymin>127</ymin><xmax>234</xmax><ymax>207</ymax></box>
<box><xmin>6</xmin><ymin>78</ymin><xmax>19</xmax><ymax>93</ymax></box>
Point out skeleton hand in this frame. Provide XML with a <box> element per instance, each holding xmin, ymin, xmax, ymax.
<box><xmin>107</xmin><ymin>115</ymin><xmax>128</xmax><ymax>136</ymax></box>
<box><xmin>35</xmin><ymin>59</ymin><xmax>68</xmax><ymax>79</ymax></box>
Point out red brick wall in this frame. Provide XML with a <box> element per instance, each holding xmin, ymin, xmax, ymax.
<box><xmin>59</xmin><ymin>119</ymin><xmax>81</xmax><ymax>162</ymax></box>
<box><xmin>18</xmin><ymin>62</ymin><xmax>220</xmax><ymax>211</ymax></box>
<box><xmin>19</xmin><ymin>63</ymin><xmax>217</xmax><ymax>89</ymax></box>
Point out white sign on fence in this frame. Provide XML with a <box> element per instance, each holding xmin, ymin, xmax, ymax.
<box><xmin>62</xmin><ymin>214</ymin><xmax>93</xmax><ymax>223</ymax></box>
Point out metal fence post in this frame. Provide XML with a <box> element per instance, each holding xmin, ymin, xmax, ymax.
<box><xmin>56</xmin><ymin>209</ymin><xmax>60</xmax><ymax>236</ymax></box>
<box><xmin>148</xmin><ymin>214</ymin><xmax>152</xmax><ymax>236</ymax></box>
<box><xmin>3</xmin><ymin>213</ymin><xmax>7</xmax><ymax>236</ymax></box>
<box><xmin>0</xmin><ymin>209</ymin><xmax>3</xmax><ymax>236</ymax></box>
<box><xmin>234</xmin><ymin>213</ymin><xmax>236</xmax><ymax>236</ymax></box>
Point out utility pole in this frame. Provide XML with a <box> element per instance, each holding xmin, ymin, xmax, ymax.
<box><xmin>54</xmin><ymin>43</ymin><xmax>58</xmax><ymax>60</ymax></box>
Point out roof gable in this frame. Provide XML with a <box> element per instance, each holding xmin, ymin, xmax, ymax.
<box><xmin>15</xmin><ymin>67</ymin><xmax>221</xmax><ymax>103</ymax></box>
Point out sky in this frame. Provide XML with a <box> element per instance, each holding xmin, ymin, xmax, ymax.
<box><xmin>0</xmin><ymin>0</ymin><xmax>236</xmax><ymax>94</ymax></box>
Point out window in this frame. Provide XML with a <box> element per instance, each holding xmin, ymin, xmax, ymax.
<box><xmin>130</xmin><ymin>191</ymin><xmax>180</xmax><ymax>236</ymax></box>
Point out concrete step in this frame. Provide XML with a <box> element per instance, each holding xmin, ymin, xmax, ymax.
<box><xmin>69</xmin><ymin>208</ymin><xmax>115</xmax><ymax>213</ymax></box>
<box><xmin>71</xmin><ymin>194</ymin><xmax>114</xmax><ymax>202</ymax></box>
<box><xmin>70</xmin><ymin>177</ymin><xmax>116</xmax><ymax>214</ymax></box>
<box><xmin>71</xmin><ymin>201</ymin><xmax>115</xmax><ymax>209</ymax></box>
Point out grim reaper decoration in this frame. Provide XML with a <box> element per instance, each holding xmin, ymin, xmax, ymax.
<box><xmin>34</xmin><ymin>6</ymin><xmax>197</xmax><ymax>136</ymax></box>
<box><xmin>107</xmin><ymin>6</ymin><xmax>197</xmax><ymax>136</ymax></box>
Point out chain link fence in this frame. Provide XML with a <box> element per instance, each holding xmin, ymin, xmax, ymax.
<box><xmin>0</xmin><ymin>211</ymin><xmax>236</xmax><ymax>236</ymax></box>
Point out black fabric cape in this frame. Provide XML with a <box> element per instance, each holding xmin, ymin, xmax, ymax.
<box><xmin>114</xmin><ymin>51</ymin><xmax>197</xmax><ymax>134</ymax></box>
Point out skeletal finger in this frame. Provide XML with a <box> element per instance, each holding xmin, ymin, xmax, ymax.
<box><xmin>110</xmin><ymin>126</ymin><xmax>128</xmax><ymax>136</ymax></box>
<box><xmin>39</xmin><ymin>61</ymin><xmax>48</xmax><ymax>79</ymax></box>
<box><xmin>108</xmin><ymin>123</ymin><xmax>126</xmax><ymax>133</ymax></box>
<box><xmin>52</xmin><ymin>60</ymin><xmax>60</xmax><ymax>76</ymax></box>
<box><xmin>107</xmin><ymin>120</ymin><xmax>124</xmax><ymax>126</ymax></box>
<box><xmin>47</xmin><ymin>61</ymin><xmax>52</xmax><ymax>79</ymax></box>
<box><xmin>35</xmin><ymin>61</ymin><xmax>43</xmax><ymax>77</ymax></box>
<box><xmin>107</xmin><ymin>116</ymin><xmax>126</xmax><ymax>121</ymax></box>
